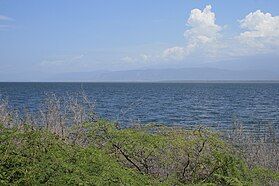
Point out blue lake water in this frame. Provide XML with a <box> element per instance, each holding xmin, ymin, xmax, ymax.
<box><xmin>0</xmin><ymin>82</ymin><xmax>279</xmax><ymax>132</ymax></box>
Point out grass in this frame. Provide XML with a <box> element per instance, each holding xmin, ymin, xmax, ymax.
<box><xmin>0</xmin><ymin>95</ymin><xmax>278</xmax><ymax>185</ymax></box>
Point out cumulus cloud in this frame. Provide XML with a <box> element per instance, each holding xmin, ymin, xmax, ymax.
<box><xmin>238</xmin><ymin>10</ymin><xmax>279</xmax><ymax>52</ymax></box>
<box><xmin>163</xmin><ymin>47</ymin><xmax>186</xmax><ymax>60</ymax></box>
<box><xmin>162</xmin><ymin>5</ymin><xmax>279</xmax><ymax>62</ymax></box>
<box><xmin>185</xmin><ymin>5</ymin><xmax>221</xmax><ymax>45</ymax></box>
<box><xmin>163</xmin><ymin>5</ymin><xmax>222</xmax><ymax>60</ymax></box>
<box><xmin>122</xmin><ymin>5</ymin><xmax>279</xmax><ymax>65</ymax></box>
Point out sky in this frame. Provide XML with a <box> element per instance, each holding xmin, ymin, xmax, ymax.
<box><xmin>0</xmin><ymin>0</ymin><xmax>279</xmax><ymax>81</ymax></box>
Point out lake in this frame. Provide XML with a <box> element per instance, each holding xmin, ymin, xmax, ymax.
<box><xmin>0</xmin><ymin>82</ymin><xmax>279</xmax><ymax>133</ymax></box>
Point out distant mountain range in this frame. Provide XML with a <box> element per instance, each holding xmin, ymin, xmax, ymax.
<box><xmin>1</xmin><ymin>54</ymin><xmax>278</xmax><ymax>82</ymax></box>
<box><xmin>46</xmin><ymin>67</ymin><xmax>279</xmax><ymax>82</ymax></box>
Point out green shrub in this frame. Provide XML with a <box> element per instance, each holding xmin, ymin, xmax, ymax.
<box><xmin>0</xmin><ymin>124</ymin><xmax>151</xmax><ymax>185</ymax></box>
<box><xmin>0</xmin><ymin>121</ymin><xmax>278</xmax><ymax>185</ymax></box>
<box><xmin>83</xmin><ymin>120</ymin><xmax>279</xmax><ymax>185</ymax></box>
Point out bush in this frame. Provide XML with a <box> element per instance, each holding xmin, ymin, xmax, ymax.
<box><xmin>84</xmin><ymin>121</ymin><xmax>279</xmax><ymax>185</ymax></box>
<box><xmin>0</xmin><ymin>124</ymin><xmax>151</xmax><ymax>185</ymax></box>
<box><xmin>1</xmin><ymin>122</ymin><xmax>278</xmax><ymax>185</ymax></box>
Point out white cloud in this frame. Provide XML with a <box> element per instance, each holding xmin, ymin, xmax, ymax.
<box><xmin>240</xmin><ymin>10</ymin><xmax>279</xmax><ymax>38</ymax></box>
<box><xmin>72</xmin><ymin>54</ymin><xmax>85</xmax><ymax>60</ymax></box>
<box><xmin>0</xmin><ymin>15</ymin><xmax>13</xmax><ymax>21</ymax></box>
<box><xmin>238</xmin><ymin>10</ymin><xmax>279</xmax><ymax>52</ymax></box>
<box><xmin>162</xmin><ymin>6</ymin><xmax>279</xmax><ymax>62</ymax></box>
<box><xmin>0</xmin><ymin>14</ymin><xmax>14</xmax><ymax>30</ymax></box>
<box><xmin>121</xmin><ymin>54</ymin><xmax>153</xmax><ymax>64</ymax></box>
<box><xmin>163</xmin><ymin>47</ymin><xmax>186</xmax><ymax>60</ymax></box>
<box><xmin>121</xmin><ymin>56</ymin><xmax>136</xmax><ymax>63</ymax></box>
<box><xmin>121</xmin><ymin>6</ymin><xmax>279</xmax><ymax>66</ymax></box>
<box><xmin>40</xmin><ymin>54</ymin><xmax>85</xmax><ymax>66</ymax></box>
<box><xmin>140</xmin><ymin>54</ymin><xmax>151</xmax><ymax>62</ymax></box>
<box><xmin>0</xmin><ymin>25</ymin><xmax>12</xmax><ymax>29</ymax></box>
<box><xmin>163</xmin><ymin>5</ymin><xmax>222</xmax><ymax>60</ymax></box>
<box><xmin>185</xmin><ymin>5</ymin><xmax>221</xmax><ymax>45</ymax></box>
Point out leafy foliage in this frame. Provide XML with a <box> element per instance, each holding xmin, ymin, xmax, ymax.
<box><xmin>80</xmin><ymin>121</ymin><xmax>279</xmax><ymax>185</ymax></box>
<box><xmin>0</xmin><ymin>121</ymin><xmax>278</xmax><ymax>185</ymax></box>
<box><xmin>0</xmin><ymin>124</ymin><xmax>151</xmax><ymax>185</ymax></box>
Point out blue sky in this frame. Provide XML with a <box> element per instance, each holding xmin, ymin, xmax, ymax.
<box><xmin>0</xmin><ymin>0</ymin><xmax>279</xmax><ymax>81</ymax></box>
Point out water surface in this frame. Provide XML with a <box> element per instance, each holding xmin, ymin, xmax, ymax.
<box><xmin>0</xmin><ymin>82</ymin><xmax>278</xmax><ymax>132</ymax></box>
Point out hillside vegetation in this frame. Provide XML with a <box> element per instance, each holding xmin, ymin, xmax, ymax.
<box><xmin>0</xmin><ymin>95</ymin><xmax>278</xmax><ymax>185</ymax></box>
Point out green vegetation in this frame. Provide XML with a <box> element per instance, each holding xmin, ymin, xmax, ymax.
<box><xmin>0</xmin><ymin>96</ymin><xmax>278</xmax><ymax>185</ymax></box>
<box><xmin>0</xmin><ymin>124</ymin><xmax>151</xmax><ymax>185</ymax></box>
<box><xmin>1</xmin><ymin>121</ymin><xmax>278</xmax><ymax>185</ymax></box>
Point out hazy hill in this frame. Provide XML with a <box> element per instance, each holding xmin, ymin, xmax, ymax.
<box><xmin>47</xmin><ymin>67</ymin><xmax>279</xmax><ymax>82</ymax></box>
